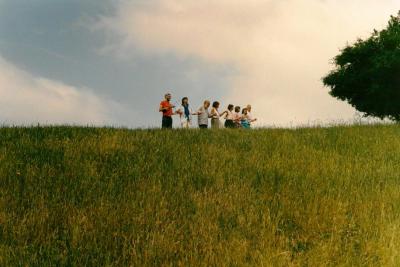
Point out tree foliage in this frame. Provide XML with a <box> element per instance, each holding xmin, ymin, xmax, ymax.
<box><xmin>323</xmin><ymin>12</ymin><xmax>400</xmax><ymax>121</ymax></box>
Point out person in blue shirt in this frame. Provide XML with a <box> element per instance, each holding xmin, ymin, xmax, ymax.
<box><xmin>241</xmin><ymin>108</ymin><xmax>251</xmax><ymax>129</ymax></box>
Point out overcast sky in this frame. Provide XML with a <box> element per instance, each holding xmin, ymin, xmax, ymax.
<box><xmin>0</xmin><ymin>0</ymin><xmax>398</xmax><ymax>128</ymax></box>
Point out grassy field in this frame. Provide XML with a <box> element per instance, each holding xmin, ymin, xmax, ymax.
<box><xmin>1</xmin><ymin>125</ymin><xmax>400</xmax><ymax>266</ymax></box>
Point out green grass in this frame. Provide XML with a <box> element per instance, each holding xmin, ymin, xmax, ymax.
<box><xmin>1</xmin><ymin>125</ymin><xmax>400</xmax><ymax>266</ymax></box>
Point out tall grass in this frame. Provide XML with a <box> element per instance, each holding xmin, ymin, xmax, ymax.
<box><xmin>1</xmin><ymin>125</ymin><xmax>400</xmax><ymax>266</ymax></box>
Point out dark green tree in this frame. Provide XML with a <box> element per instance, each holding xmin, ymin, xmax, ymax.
<box><xmin>323</xmin><ymin>12</ymin><xmax>400</xmax><ymax>121</ymax></box>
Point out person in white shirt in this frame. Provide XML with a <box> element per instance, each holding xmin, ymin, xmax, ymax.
<box><xmin>177</xmin><ymin>97</ymin><xmax>199</xmax><ymax>128</ymax></box>
<box><xmin>233</xmin><ymin>106</ymin><xmax>242</xmax><ymax>128</ymax></box>
<box><xmin>221</xmin><ymin>104</ymin><xmax>235</xmax><ymax>128</ymax></box>
<box><xmin>246</xmin><ymin>104</ymin><xmax>257</xmax><ymax>127</ymax></box>
<box><xmin>197</xmin><ymin>100</ymin><xmax>211</xmax><ymax>129</ymax></box>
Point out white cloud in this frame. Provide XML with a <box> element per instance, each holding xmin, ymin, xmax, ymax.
<box><xmin>99</xmin><ymin>0</ymin><xmax>398</xmax><ymax>126</ymax></box>
<box><xmin>0</xmin><ymin>55</ymin><xmax>133</xmax><ymax>126</ymax></box>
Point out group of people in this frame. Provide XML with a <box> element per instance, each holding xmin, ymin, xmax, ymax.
<box><xmin>159</xmin><ymin>93</ymin><xmax>257</xmax><ymax>129</ymax></box>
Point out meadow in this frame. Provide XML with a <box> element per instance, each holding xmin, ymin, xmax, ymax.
<box><xmin>1</xmin><ymin>125</ymin><xmax>400</xmax><ymax>266</ymax></box>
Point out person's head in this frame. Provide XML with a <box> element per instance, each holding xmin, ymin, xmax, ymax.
<box><xmin>227</xmin><ymin>104</ymin><xmax>234</xmax><ymax>111</ymax></box>
<box><xmin>182</xmin><ymin>97</ymin><xmax>189</xmax><ymax>106</ymax></box>
<box><xmin>246</xmin><ymin>104</ymin><xmax>252</xmax><ymax>112</ymax></box>
<box><xmin>212</xmin><ymin>101</ymin><xmax>220</xmax><ymax>109</ymax></box>
<box><xmin>204</xmin><ymin>100</ymin><xmax>210</xmax><ymax>109</ymax></box>
<box><xmin>165</xmin><ymin>93</ymin><xmax>172</xmax><ymax>101</ymax></box>
<box><xmin>242</xmin><ymin>108</ymin><xmax>248</xmax><ymax>115</ymax></box>
<box><xmin>235</xmin><ymin>106</ymin><xmax>241</xmax><ymax>113</ymax></box>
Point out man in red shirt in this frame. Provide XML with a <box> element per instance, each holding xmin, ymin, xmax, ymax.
<box><xmin>159</xmin><ymin>93</ymin><xmax>177</xmax><ymax>129</ymax></box>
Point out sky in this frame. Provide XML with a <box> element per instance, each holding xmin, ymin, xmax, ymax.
<box><xmin>0</xmin><ymin>0</ymin><xmax>398</xmax><ymax>128</ymax></box>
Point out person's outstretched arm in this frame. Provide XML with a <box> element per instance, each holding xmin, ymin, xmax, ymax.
<box><xmin>210</xmin><ymin>108</ymin><xmax>217</xmax><ymax>118</ymax></box>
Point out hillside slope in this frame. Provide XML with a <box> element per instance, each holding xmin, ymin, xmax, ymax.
<box><xmin>1</xmin><ymin>125</ymin><xmax>400</xmax><ymax>266</ymax></box>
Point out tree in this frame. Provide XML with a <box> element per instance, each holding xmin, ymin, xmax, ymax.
<box><xmin>323</xmin><ymin>12</ymin><xmax>400</xmax><ymax>121</ymax></box>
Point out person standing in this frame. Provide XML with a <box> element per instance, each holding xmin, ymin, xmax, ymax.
<box><xmin>210</xmin><ymin>101</ymin><xmax>222</xmax><ymax>129</ymax></box>
<box><xmin>197</xmin><ymin>100</ymin><xmax>211</xmax><ymax>129</ymax></box>
<box><xmin>159</xmin><ymin>93</ymin><xmax>176</xmax><ymax>129</ymax></box>
<box><xmin>233</xmin><ymin>106</ymin><xmax>242</xmax><ymax>128</ymax></box>
<box><xmin>246</xmin><ymin>104</ymin><xmax>257</xmax><ymax>127</ymax></box>
<box><xmin>241</xmin><ymin>108</ymin><xmax>251</xmax><ymax>129</ymax></box>
<box><xmin>178</xmin><ymin>97</ymin><xmax>197</xmax><ymax>128</ymax></box>
<box><xmin>221</xmin><ymin>104</ymin><xmax>235</xmax><ymax>128</ymax></box>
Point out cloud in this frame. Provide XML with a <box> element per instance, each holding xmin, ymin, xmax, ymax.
<box><xmin>98</xmin><ymin>0</ymin><xmax>399</xmax><ymax>126</ymax></box>
<box><xmin>0</xmin><ymin>55</ymin><xmax>133</xmax><ymax>126</ymax></box>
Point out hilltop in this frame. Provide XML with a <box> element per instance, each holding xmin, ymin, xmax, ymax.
<box><xmin>1</xmin><ymin>125</ymin><xmax>400</xmax><ymax>266</ymax></box>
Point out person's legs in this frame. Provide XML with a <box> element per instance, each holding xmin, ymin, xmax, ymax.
<box><xmin>182</xmin><ymin>120</ymin><xmax>191</xmax><ymax>129</ymax></box>
<box><xmin>199</xmin><ymin>124</ymin><xmax>208</xmax><ymax>129</ymax></box>
<box><xmin>167</xmin><ymin>117</ymin><xmax>173</xmax><ymax>128</ymax></box>
<box><xmin>224</xmin><ymin>120</ymin><xmax>233</xmax><ymax>128</ymax></box>
<box><xmin>162</xmin><ymin>116</ymin><xmax>173</xmax><ymax>129</ymax></box>
<box><xmin>162</xmin><ymin>117</ymin><xmax>168</xmax><ymax>128</ymax></box>
<box><xmin>211</xmin><ymin>119</ymin><xmax>219</xmax><ymax>129</ymax></box>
